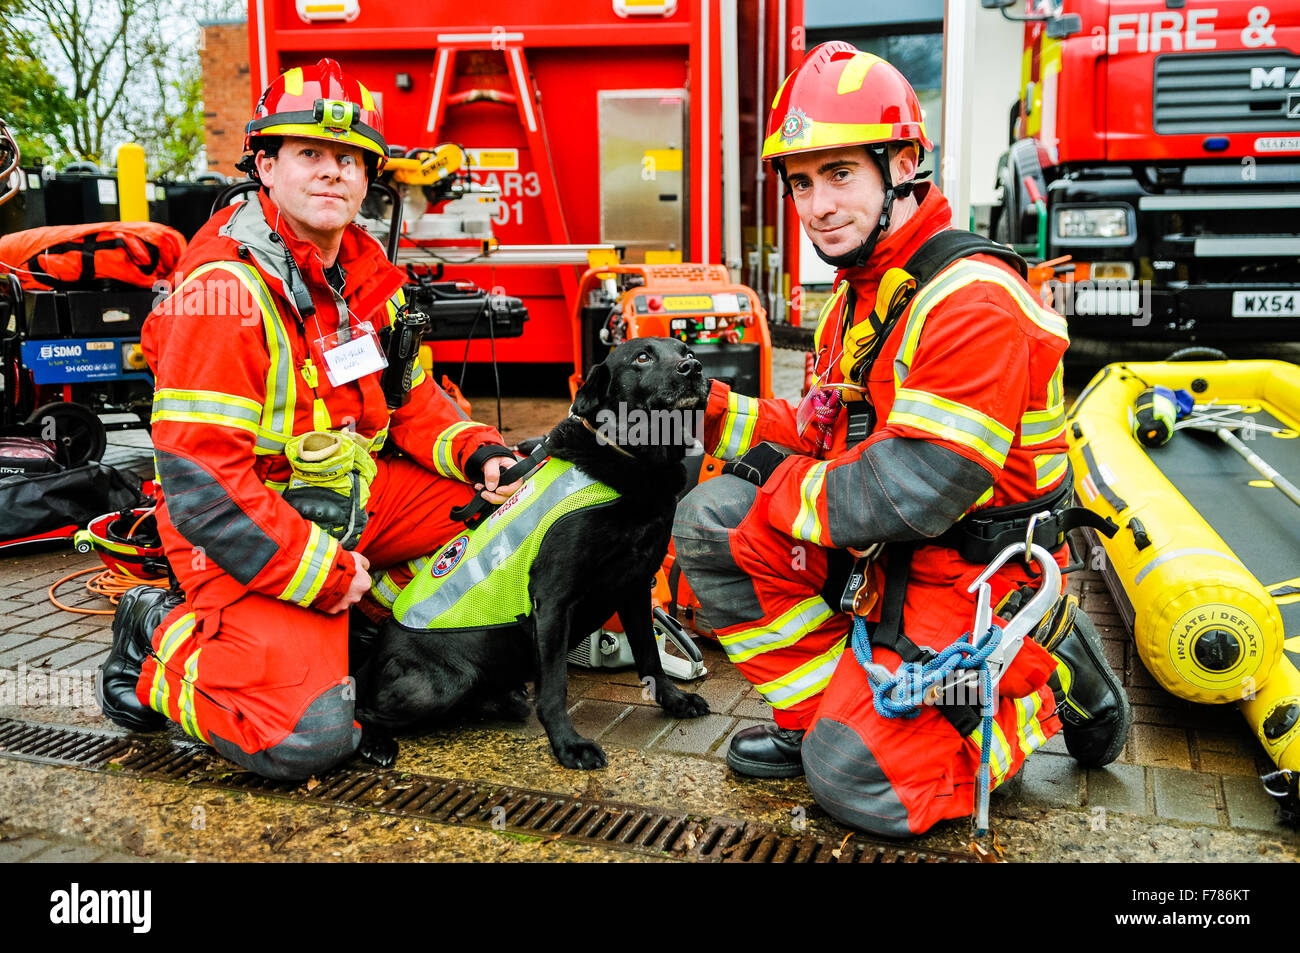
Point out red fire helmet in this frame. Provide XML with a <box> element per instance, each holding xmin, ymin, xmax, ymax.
<box><xmin>762</xmin><ymin>42</ymin><xmax>933</xmax><ymax>162</ymax></box>
<box><xmin>244</xmin><ymin>57</ymin><xmax>387</xmax><ymax>167</ymax></box>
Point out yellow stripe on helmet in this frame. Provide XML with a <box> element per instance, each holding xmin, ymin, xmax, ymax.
<box><xmin>837</xmin><ymin>52</ymin><xmax>884</xmax><ymax>95</ymax></box>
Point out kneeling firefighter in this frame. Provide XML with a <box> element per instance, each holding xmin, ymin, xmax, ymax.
<box><xmin>97</xmin><ymin>58</ymin><xmax>522</xmax><ymax>780</ymax></box>
<box><xmin>672</xmin><ymin>42</ymin><xmax>1131</xmax><ymax>837</ymax></box>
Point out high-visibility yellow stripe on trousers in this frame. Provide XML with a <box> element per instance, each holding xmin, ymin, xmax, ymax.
<box><xmin>148</xmin><ymin>611</ymin><xmax>196</xmax><ymax>719</ymax></box>
<box><xmin>790</xmin><ymin>461</ymin><xmax>831</xmax><ymax>545</ymax></box>
<box><xmin>718</xmin><ymin>597</ymin><xmax>835</xmax><ymax>664</ymax></box>
<box><xmin>177</xmin><ymin>647</ymin><xmax>208</xmax><ymax>742</ymax></box>
<box><xmin>755</xmin><ymin>636</ymin><xmax>848</xmax><ymax>711</ymax></box>
<box><xmin>1014</xmin><ymin>691</ymin><xmax>1050</xmax><ymax>756</ymax></box>
<box><xmin>968</xmin><ymin>718</ymin><xmax>1015</xmax><ymax>788</ymax></box>
<box><xmin>370</xmin><ymin>556</ymin><xmax>430</xmax><ymax>611</ymax></box>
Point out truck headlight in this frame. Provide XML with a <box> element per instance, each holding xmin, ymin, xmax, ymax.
<box><xmin>1056</xmin><ymin>207</ymin><xmax>1130</xmax><ymax>239</ymax></box>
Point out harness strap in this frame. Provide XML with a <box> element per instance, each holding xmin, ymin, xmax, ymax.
<box><xmin>448</xmin><ymin>439</ymin><xmax>549</xmax><ymax>527</ymax></box>
<box><xmin>932</xmin><ymin>470</ymin><xmax>1118</xmax><ymax>565</ymax></box>
<box><xmin>867</xmin><ymin>543</ymin><xmax>982</xmax><ymax>737</ymax></box>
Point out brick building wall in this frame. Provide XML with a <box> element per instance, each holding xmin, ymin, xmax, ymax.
<box><xmin>199</xmin><ymin>19</ymin><xmax>251</xmax><ymax>179</ymax></box>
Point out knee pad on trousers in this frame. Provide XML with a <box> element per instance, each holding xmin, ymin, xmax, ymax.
<box><xmin>802</xmin><ymin>717</ymin><xmax>914</xmax><ymax>839</ymax></box>
<box><xmin>209</xmin><ymin>681</ymin><xmax>360</xmax><ymax>782</ymax></box>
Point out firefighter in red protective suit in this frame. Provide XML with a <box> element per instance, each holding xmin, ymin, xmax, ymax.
<box><xmin>97</xmin><ymin>59</ymin><xmax>521</xmax><ymax>780</ymax></box>
<box><xmin>672</xmin><ymin>42</ymin><xmax>1131</xmax><ymax>837</ymax></box>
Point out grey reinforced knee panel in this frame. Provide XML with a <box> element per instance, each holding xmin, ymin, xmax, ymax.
<box><xmin>209</xmin><ymin>681</ymin><xmax>360</xmax><ymax>782</ymax></box>
<box><xmin>803</xmin><ymin>717</ymin><xmax>913</xmax><ymax>839</ymax></box>
<box><xmin>672</xmin><ymin>475</ymin><xmax>765</xmax><ymax>629</ymax></box>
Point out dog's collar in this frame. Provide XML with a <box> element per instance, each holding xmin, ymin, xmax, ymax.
<box><xmin>571</xmin><ymin>414</ymin><xmax>638</xmax><ymax>460</ymax></box>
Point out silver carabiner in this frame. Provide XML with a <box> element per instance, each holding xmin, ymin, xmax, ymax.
<box><xmin>969</xmin><ymin>541</ymin><xmax>1062</xmax><ymax>644</ymax></box>
<box><xmin>950</xmin><ymin>541</ymin><xmax>1063</xmax><ymax>695</ymax></box>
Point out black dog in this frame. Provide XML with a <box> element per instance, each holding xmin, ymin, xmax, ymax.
<box><xmin>355</xmin><ymin>337</ymin><xmax>712</xmax><ymax>769</ymax></box>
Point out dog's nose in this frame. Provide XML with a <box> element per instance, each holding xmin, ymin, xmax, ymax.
<box><xmin>677</xmin><ymin>357</ymin><xmax>703</xmax><ymax>376</ymax></box>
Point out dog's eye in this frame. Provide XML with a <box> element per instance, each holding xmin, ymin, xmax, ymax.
<box><xmin>635</xmin><ymin>352</ymin><xmax>651</xmax><ymax>364</ymax></box>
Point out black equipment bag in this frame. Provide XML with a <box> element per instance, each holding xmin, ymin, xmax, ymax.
<box><xmin>0</xmin><ymin>462</ymin><xmax>146</xmax><ymax>547</ymax></box>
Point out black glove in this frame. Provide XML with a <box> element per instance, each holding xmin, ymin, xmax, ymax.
<box><xmin>464</xmin><ymin>443</ymin><xmax>516</xmax><ymax>484</ymax></box>
<box><xmin>722</xmin><ymin>442</ymin><xmax>788</xmax><ymax>487</ymax></box>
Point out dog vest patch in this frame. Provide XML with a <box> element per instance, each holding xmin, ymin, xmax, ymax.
<box><xmin>393</xmin><ymin>458</ymin><xmax>620</xmax><ymax>631</ymax></box>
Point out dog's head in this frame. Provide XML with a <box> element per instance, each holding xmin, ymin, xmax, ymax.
<box><xmin>571</xmin><ymin>337</ymin><xmax>710</xmax><ymax>464</ymax></box>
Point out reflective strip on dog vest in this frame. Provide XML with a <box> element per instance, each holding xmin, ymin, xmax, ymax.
<box><xmin>393</xmin><ymin>459</ymin><xmax>620</xmax><ymax>631</ymax></box>
<box><xmin>717</xmin><ymin>596</ymin><xmax>835</xmax><ymax>664</ymax></box>
<box><xmin>755</xmin><ymin>635</ymin><xmax>848</xmax><ymax>710</ymax></box>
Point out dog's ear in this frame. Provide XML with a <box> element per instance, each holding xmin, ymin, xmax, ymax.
<box><xmin>571</xmin><ymin>361</ymin><xmax>611</xmax><ymax>419</ymax></box>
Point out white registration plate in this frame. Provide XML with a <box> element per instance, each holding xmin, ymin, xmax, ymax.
<box><xmin>1232</xmin><ymin>291</ymin><xmax>1300</xmax><ymax>318</ymax></box>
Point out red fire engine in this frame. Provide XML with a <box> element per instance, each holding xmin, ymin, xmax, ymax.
<box><xmin>248</xmin><ymin>0</ymin><xmax>804</xmax><ymax>366</ymax></box>
<box><xmin>985</xmin><ymin>0</ymin><xmax>1300</xmax><ymax>338</ymax></box>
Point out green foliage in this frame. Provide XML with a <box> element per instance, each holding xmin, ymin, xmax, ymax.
<box><xmin>0</xmin><ymin>0</ymin><xmax>78</xmax><ymax>164</ymax></box>
<box><xmin>4</xmin><ymin>0</ymin><xmax>245</xmax><ymax>176</ymax></box>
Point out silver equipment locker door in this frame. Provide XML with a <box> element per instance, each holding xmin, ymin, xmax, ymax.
<box><xmin>598</xmin><ymin>89</ymin><xmax>688</xmax><ymax>262</ymax></box>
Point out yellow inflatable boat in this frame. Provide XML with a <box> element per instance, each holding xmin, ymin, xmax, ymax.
<box><xmin>1066</xmin><ymin>355</ymin><xmax>1300</xmax><ymax>819</ymax></box>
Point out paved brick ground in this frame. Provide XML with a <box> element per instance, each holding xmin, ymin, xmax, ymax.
<box><xmin>0</xmin><ymin>360</ymin><xmax>1292</xmax><ymax>855</ymax></box>
<box><xmin>0</xmin><ymin>539</ymin><xmax>1286</xmax><ymax>836</ymax></box>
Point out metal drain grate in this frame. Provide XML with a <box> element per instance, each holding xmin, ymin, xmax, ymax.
<box><xmin>0</xmin><ymin>718</ymin><xmax>973</xmax><ymax>863</ymax></box>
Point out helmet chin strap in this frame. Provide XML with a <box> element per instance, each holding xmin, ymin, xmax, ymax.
<box><xmin>813</xmin><ymin>147</ymin><xmax>926</xmax><ymax>271</ymax></box>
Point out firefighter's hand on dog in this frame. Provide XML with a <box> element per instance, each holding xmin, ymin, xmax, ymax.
<box><xmin>322</xmin><ymin>550</ymin><xmax>371</xmax><ymax>614</ymax></box>
<box><xmin>476</xmin><ymin>455</ymin><xmax>524</xmax><ymax>504</ymax></box>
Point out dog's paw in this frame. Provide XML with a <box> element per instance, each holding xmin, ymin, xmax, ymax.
<box><xmin>553</xmin><ymin>737</ymin><xmax>608</xmax><ymax>770</ymax></box>
<box><xmin>658</xmin><ymin>688</ymin><xmax>710</xmax><ymax>719</ymax></box>
<box><xmin>357</xmin><ymin>726</ymin><xmax>399</xmax><ymax>769</ymax></box>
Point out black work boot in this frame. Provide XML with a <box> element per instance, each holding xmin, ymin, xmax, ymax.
<box><xmin>96</xmin><ymin>586</ymin><xmax>185</xmax><ymax>732</ymax></box>
<box><xmin>727</xmin><ymin>723</ymin><xmax>806</xmax><ymax>778</ymax></box>
<box><xmin>1047</xmin><ymin>605</ymin><xmax>1131</xmax><ymax>767</ymax></box>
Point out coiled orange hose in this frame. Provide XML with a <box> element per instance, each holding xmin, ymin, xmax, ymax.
<box><xmin>49</xmin><ymin>566</ymin><xmax>169</xmax><ymax>615</ymax></box>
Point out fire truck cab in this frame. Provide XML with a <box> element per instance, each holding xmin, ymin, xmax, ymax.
<box><xmin>986</xmin><ymin>0</ymin><xmax>1300</xmax><ymax>339</ymax></box>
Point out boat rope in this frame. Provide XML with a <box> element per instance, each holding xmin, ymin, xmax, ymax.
<box><xmin>850</xmin><ymin>615</ymin><xmax>1001</xmax><ymax>835</ymax></box>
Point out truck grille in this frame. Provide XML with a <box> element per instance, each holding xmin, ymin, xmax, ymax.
<box><xmin>1154</xmin><ymin>51</ymin><xmax>1300</xmax><ymax>135</ymax></box>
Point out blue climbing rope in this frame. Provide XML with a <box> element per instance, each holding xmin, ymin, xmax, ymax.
<box><xmin>851</xmin><ymin>615</ymin><xmax>1001</xmax><ymax>835</ymax></box>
